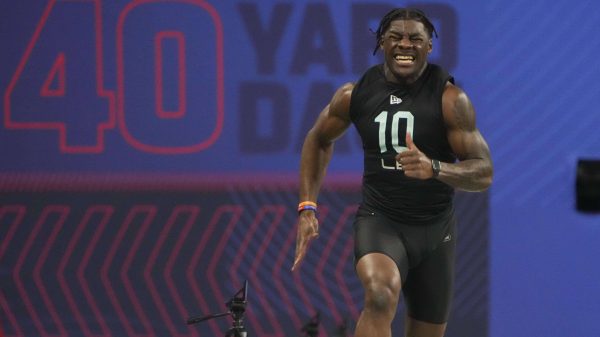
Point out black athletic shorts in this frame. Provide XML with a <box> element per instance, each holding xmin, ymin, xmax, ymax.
<box><xmin>353</xmin><ymin>206</ymin><xmax>456</xmax><ymax>324</ymax></box>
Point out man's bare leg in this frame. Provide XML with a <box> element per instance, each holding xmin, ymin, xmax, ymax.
<box><xmin>354</xmin><ymin>253</ymin><xmax>401</xmax><ymax>337</ymax></box>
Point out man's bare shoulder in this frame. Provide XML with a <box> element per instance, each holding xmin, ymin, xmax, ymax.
<box><xmin>329</xmin><ymin>82</ymin><xmax>355</xmax><ymax>118</ymax></box>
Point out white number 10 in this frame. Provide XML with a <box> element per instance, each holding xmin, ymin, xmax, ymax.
<box><xmin>374</xmin><ymin>111</ymin><xmax>414</xmax><ymax>153</ymax></box>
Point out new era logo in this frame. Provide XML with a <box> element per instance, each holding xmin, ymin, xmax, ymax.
<box><xmin>390</xmin><ymin>95</ymin><xmax>402</xmax><ymax>104</ymax></box>
<box><xmin>443</xmin><ymin>234</ymin><xmax>452</xmax><ymax>242</ymax></box>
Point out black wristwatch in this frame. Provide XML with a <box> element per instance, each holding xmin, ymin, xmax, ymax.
<box><xmin>431</xmin><ymin>159</ymin><xmax>441</xmax><ymax>178</ymax></box>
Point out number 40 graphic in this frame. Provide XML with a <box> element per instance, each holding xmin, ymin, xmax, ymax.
<box><xmin>4</xmin><ymin>0</ymin><xmax>224</xmax><ymax>154</ymax></box>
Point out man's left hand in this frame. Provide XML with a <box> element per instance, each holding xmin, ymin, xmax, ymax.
<box><xmin>395</xmin><ymin>133</ymin><xmax>435</xmax><ymax>179</ymax></box>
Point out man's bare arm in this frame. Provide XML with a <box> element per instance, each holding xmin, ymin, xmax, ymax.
<box><xmin>293</xmin><ymin>83</ymin><xmax>354</xmax><ymax>271</ymax></box>
<box><xmin>298</xmin><ymin>83</ymin><xmax>354</xmax><ymax>201</ymax></box>
<box><xmin>438</xmin><ymin>83</ymin><xmax>493</xmax><ymax>191</ymax></box>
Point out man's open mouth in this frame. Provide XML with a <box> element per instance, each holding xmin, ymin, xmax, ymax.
<box><xmin>394</xmin><ymin>54</ymin><xmax>415</xmax><ymax>64</ymax></box>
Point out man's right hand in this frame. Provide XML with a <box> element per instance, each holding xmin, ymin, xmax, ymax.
<box><xmin>291</xmin><ymin>211</ymin><xmax>319</xmax><ymax>271</ymax></box>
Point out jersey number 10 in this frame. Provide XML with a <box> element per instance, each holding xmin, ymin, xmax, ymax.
<box><xmin>374</xmin><ymin>110</ymin><xmax>414</xmax><ymax>154</ymax></box>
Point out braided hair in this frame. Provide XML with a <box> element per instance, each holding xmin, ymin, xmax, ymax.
<box><xmin>372</xmin><ymin>8</ymin><xmax>438</xmax><ymax>55</ymax></box>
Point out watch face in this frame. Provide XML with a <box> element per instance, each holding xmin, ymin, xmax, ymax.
<box><xmin>432</xmin><ymin>159</ymin><xmax>441</xmax><ymax>176</ymax></box>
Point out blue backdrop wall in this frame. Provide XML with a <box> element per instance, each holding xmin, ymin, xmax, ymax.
<box><xmin>1</xmin><ymin>1</ymin><xmax>600</xmax><ymax>337</ymax></box>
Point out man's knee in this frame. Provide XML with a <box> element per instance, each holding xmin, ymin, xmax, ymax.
<box><xmin>363</xmin><ymin>280</ymin><xmax>400</xmax><ymax>313</ymax></box>
<box><xmin>356</xmin><ymin>253</ymin><xmax>402</xmax><ymax>314</ymax></box>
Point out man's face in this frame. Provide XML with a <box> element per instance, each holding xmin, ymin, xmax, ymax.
<box><xmin>380</xmin><ymin>19</ymin><xmax>432</xmax><ymax>84</ymax></box>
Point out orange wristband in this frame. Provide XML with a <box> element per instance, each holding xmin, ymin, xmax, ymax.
<box><xmin>298</xmin><ymin>201</ymin><xmax>317</xmax><ymax>213</ymax></box>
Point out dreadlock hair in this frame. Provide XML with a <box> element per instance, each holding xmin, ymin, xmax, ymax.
<box><xmin>372</xmin><ymin>8</ymin><xmax>438</xmax><ymax>55</ymax></box>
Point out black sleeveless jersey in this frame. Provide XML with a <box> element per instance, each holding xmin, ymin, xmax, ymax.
<box><xmin>349</xmin><ymin>63</ymin><xmax>456</xmax><ymax>224</ymax></box>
